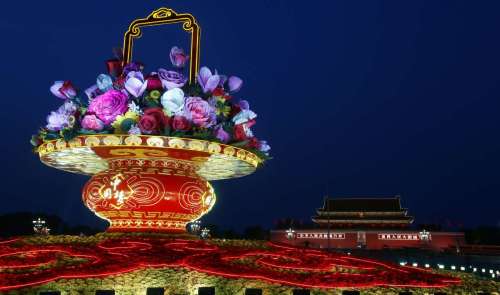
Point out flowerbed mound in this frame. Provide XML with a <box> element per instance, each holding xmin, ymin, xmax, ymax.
<box><xmin>31</xmin><ymin>47</ymin><xmax>270</xmax><ymax>161</ymax></box>
<box><xmin>0</xmin><ymin>234</ymin><xmax>462</xmax><ymax>292</ymax></box>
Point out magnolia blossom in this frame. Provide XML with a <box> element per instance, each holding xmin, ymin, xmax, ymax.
<box><xmin>84</xmin><ymin>85</ymin><xmax>101</xmax><ymax>101</ymax></box>
<box><xmin>50</xmin><ymin>81</ymin><xmax>77</xmax><ymax>99</ymax></box>
<box><xmin>214</xmin><ymin>126</ymin><xmax>230</xmax><ymax>143</ymax></box>
<box><xmin>232</xmin><ymin>109</ymin><xmax>257</xmax><ymax>125</ymax></box>
<box><xmin>197</xmin><ymin>67</ymin><xmax>220</xmax><ymax>94</ymax></box>
<box><xmin>228</xmin><ymin>76</ymin><xmax>243</xmax><ymax>92</ymax></box>
<box><xmin>170</xmin><ymin>46</ymin><xmax>189</xmax><ymax>68</ymax></box>
<box><xmin>124</xmin><ymin>71</ymin><xmax>148</xmax><ymax>97</ymax></box>
<box><xmin>161</xmin><ymin>88</ymin><xmax>185</xmax><ymax>116</ymax></box>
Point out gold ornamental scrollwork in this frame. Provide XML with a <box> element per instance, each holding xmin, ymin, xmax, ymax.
<box><xmin>109</xmin><ymin>148</ymin><xmax>169</xmax><ymax>158</ymax></box>
<box><xmin>122</xmin><ymin>7</ymin><xmax>201</xmax><ymax>84</ymax></box>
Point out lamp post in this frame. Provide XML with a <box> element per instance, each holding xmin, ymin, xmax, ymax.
<box><xmin>286</xmin><ymin>228</ymin><xmax>295</xmax><ymax>240</ymax></box>
<box><xmin>32</xmin><ymin>218</ymin><xmax>50</xmax><ymax>235</ymax></box>
<box><xmin>200</xmin><ymin>227</ymin><xmax>210</xmax><ymax>239</ymax></box>
<box><xmin>324</xmin><ymin>195</ymin><xmax>331</xmax><ymax>252</ymax></box>
<box><xmin>189</xmin><ymin>220</ymin><xmax>201</xmax><ymax>234</ymax></box>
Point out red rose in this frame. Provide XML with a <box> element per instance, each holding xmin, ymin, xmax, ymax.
<box><xmin>172</xmin><ymin>115</ymin><xmax>191</xmax><ymax>131</ymax></box>
<box><xmin>233</xmin><ymin>124</ymin><xmax>247</xmax><ymax>141</ymax></box>
<box><xmin>138</xmin><ymin>108</ymin><xmax>169</xmax><ymax>134</ymax></box>
<box><xmin>146</xmin><ymin>73</ymin><xmax>163</xmax><ymax>90</ymax></box>
<box><xmin>247</xmin><ymin>137</ymin><xmax>260</xmax><ymax>149</ymax></box>
<box><xmin>138</xmin><ymin>115</ymin><xmax>159</xmax><ymax>134</ymax></box>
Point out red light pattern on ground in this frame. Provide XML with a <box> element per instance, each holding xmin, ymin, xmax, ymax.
<box><xmin>0</xmin><ymin>237</ymin><xmax>460</xmax><ymax>291</ymax></box>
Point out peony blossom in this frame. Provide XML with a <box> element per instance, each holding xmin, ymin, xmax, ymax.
<box><xmin>81</xmin><ymin>114</ymin><xmax>104</xmax><ymax>131</ymax></box>
<box><xmin>87</xmin><ymin>90</ymin><xmax>128</xmax><ymax>125</ymax></box>
<box><xmin>184</xmin><ymin>97</ymin><xmax>216</xmax><ymax>128</ymax></box>
<box><xmin>197</xmin><ymin>67</ymin><xmax>220</xmax><ymax>94</ymax></box>
<box><xmin>228</xmin><ymin>76</ymin><xmax>243</xmax><ymax>92</ymax></box>
<box><xmin>170</xmin><ymin>46</ymin><xmax>189</xmax><ymax>68</ymax></box>
<box><xmin>171</xmin><ymin>115</ymin><xmax>191</xmax><ymax>131</ymax></box>
<box><xmin>124</xmin><ymin>71</ymin><xmax>148</xmax><ymax>98</ymax></box>
<box><xmin>161</xmin><ymin>88</ymin><xmax>185</xmax><ymax>116</ymax></box>
<box><xmin>50</xmin><ymin>81</ymin><xmax>77</xmax><ymax>99</ymax></box>
<box><xmin>158</xmin><ymin>68</ymin><xmax>187</xmax><ymax>90</ymax></box>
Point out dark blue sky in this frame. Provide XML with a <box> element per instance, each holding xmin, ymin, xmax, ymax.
<box><xmin>1</xmin><ymin>1</ymin><xmax>500</xmax><ymax>231</ymax></box>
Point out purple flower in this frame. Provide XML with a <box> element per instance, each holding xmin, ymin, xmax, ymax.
<box><xmin>124</xmin><ymin>71</ymin><xmax>148</xmax><ymax>98</ymax></box>
<box><xmin>170</xmin><ymin>46</ymin><xmax>189</xmax><ymax>68</ymax></box>
<box><xmin>214</xmin><ymin>126</ymin><xmax>230</xmax><ymax>143</ymax></box>
<box><xmin>46</xmin><ymin>101</ymin><xmax>77</xmax><ymax>131</ymax></box>
<box><xmin>81</xmin><ymin>114</ymin><xmax>104</xmax><ymax>131</ymax></box>
<box><xmin>258</xmin><ymin>140</ymin><xmax>271</xmax><ymax>153</ymax></box>
<box><xmin>197</xmin><ymin>67</ymin><xmax>220</xmax><ymax>94</ymax></box>
<box><xmin>88</xmin><ymin>90</ymin><xmax>128</xmax><ymax>125</ymax></box>
<box><xmin>123</xmin><ymin>62</ymin><xmax>143</xmax><ymax>77</ymax></box>
<box><xmin>84</xmin><ymin>85</ymin><xmax>101</xmax><ymax>101</ymax></box>
<box><xmin>184</xmin><ymin>97</ymin><xmax>216</xmax><ymax>128</ymax></box>
<box><xmin>158</xmin><ymin>68</ymin><xmax>187</xmax><ymax>90</ymax></box>
<box><xmin>50</xmin><ymin>81</ymin><xmax>77</xmax><ymax>99</ymax></box>
<box><xmin>228</xmin><ymin>76</ymin><xmax>243</xmax><ymax>92</ymax></box>
<box><xmin>128</xmin><ymin>124</ymin><xmax>141</xmax><ymax>135</ymax></box>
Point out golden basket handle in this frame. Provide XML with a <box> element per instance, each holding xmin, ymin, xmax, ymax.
<box><xmin>122</xmin><ymin>7</ymin><xmax>201</xmax><ymax>84</ymax></box>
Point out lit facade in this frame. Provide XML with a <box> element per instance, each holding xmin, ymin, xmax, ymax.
<box><xmin>272</xmin><ymin>196</ymin><xmax>465</xmax><ymax>250</ymax></box>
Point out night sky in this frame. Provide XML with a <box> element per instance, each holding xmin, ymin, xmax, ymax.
<box><xmin>1</xmin><ymin>1</ymin><xmax>500</xmax><ymax>231</ymax></box>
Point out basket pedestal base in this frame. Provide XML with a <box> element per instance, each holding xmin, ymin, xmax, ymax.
<box><xmin>82</xmin><ymin>157</ymin><xmax>215</xmax><ymax>233</ymax></box>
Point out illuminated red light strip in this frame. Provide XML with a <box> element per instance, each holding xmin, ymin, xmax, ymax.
<box><xmin>0</xmin><ymin>238</ymin><xmax>460</xmax><ymax>291</ymax></box>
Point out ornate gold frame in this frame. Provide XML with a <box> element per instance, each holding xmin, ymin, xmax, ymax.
<box><xmin>122</xmin><ymin>7</ymin><xmax>200</xmax><ymax>83</ymax></box>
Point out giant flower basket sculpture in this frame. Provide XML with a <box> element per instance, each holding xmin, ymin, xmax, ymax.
<box><xmin>32</xmin><ymin>8</ymin><xmax>269</xmax><ymax>233</ymax></box>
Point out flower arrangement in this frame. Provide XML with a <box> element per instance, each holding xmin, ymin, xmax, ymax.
<box><xmin>31</xmin><ymin>46</ymin><xmax>270</xmax><ymax>160</ymax></box>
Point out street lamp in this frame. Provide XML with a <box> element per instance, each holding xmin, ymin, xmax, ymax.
<box><xmin>32</xmin><ymin>218</ymin><xmax>50</xmax><ymax>235</ymax></box>
<box><xmin>286</xmin><ymin>228</ymin><xmax>295</xmax><ymax>240</ymax></box>
<box><xmin>200</xmin><ymin>227</ymin><xmax>210</xmax><ymax>239</ymax></box>
<box><xmin>189</xmin><ymin>220</ymin><xmax>201</xmax><ymax>234</ymax></box>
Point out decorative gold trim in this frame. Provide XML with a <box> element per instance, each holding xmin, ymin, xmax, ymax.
<box><xmin>38</xmin><ymin>135</ymin><xmax>261</xmax><ymax>180</ymax></box>
<box><xmin>122</xmin><ymin>7</ymin><xmax>201</xmax><ymax>84</ymax></box>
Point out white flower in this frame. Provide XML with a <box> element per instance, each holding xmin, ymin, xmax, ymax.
<box><xmin>160</xmin><ymin>88</ymin><xmax>185</xmax><ymax>116</ymax></box>
<box><xmin>232</xmin><ymin>109</ymin><xmax>257</xmax><ymax>125</ymax></box>
<box><xmin>127</xmin><ymin>101</ymin><xmax>143</xmax><ymax>115</ymax></box>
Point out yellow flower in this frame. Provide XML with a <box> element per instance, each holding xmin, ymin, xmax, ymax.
<box><xmin>112</xmin><ymin>111</ymin><xmax>140</xmax><ymax>133</ymax></box>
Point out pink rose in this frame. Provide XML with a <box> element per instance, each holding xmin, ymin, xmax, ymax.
<box><xmin>184</xmin><ymin>97</ymin><xmax>216</xmax><ymax>128</ymax></box>
<box><xmin>88</xmin><ymin>90</ymin><xmax>128</xmax><ymax>125</ymax></box>
<box><xmin>81</xmin><ymin>114</ymin><xmax>104</xmax><ymax>131</ymax></box>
